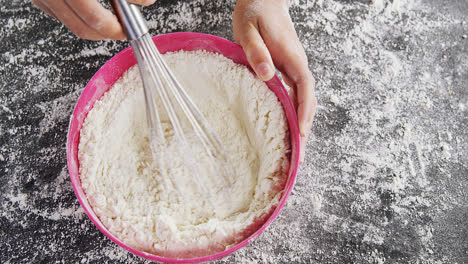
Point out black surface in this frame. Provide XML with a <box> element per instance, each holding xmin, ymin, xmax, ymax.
<box><xmin>1</xmin><ymin>0</ymin><xmax>467</xmax><ymax>263</ymax></box>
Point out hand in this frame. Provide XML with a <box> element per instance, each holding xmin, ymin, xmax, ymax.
<box><xmin>31</xmin><ymin>0</ymin><xmax>156</xmax><ymax>40</ymax></box>
<box><xmin>233</xmin><ymin>0</ymin><xmax>317</xmax><ymax>163</ymax></box>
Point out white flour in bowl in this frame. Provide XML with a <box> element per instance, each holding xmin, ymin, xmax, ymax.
<box><xmin>78</xmin><ymin>50</ymin><xmax>290</xmax><ymax>258</ymax></box>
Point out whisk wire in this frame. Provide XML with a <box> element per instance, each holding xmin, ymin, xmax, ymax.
<box><xmin>110</xmin><ymin>0</ymin><xmax>235</xmax><ymax>206</ymax></box>
<box><xmin>149</xmin><ymin>41</ymin><xmax>235</xmax><ymax>189</ymax></box>
<box><xmin>137</xmin><ymin>35</ymin><xmax>220</xmax><ymax>200</ymax></box>
<box><xmin>131</xmin><ymin>39</ymin><xmax>172</xmax><ymax>190</ymax></box>
<box><xmin>135</xmin><ymin>36</ymin><xmax>194</xmax><ymax>194</ymax></box>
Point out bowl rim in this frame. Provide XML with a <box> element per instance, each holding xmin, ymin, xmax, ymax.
<box><xmin>66</xmin><ymin>32</ymin><xmax>300</xmax><ymax>263</ymax></box>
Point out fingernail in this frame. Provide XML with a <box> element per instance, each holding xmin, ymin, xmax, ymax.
<box><xmin>255</xmin><ymin>62</ymin><xmax>274</xmax><ymax>81</ymax></box>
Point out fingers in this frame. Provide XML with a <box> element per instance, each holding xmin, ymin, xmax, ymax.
<box><xmin>34</xmin><ymin>0</ymin><xmax>126</xmax><ymax>40</ymax></box>
<box><xmin>296</xmin><ymin>72</ymin><xmax>317</xmax><ymax>163</ymax></box>
<box><xmin>65</xmin><ymin>0</ymin><xmax>125</xmax><ymax>40</ymax></box>
<box><xmin>282</xmin><ymin>63</ymin><xmax>316</xmax><ymax>164</ymax></box>
<box><xmin>281</xmin><ymin>53</ymin><xmax>316</xmax><ymax>164</ymax></box>
<box><xmin>32</xmin><ymin>0</ymin><xmax>58</xmax><ymax>19</ymax></box>
<box><xmin>287</xmin><ymin>69</ymin><xmax>316</xmax><ymax>164</ymax></box>
<box><xmin>39</xmin><ymin>0</ymin><xmax>103</xmax><ymax>40</ymax></box>
<box><xmin>257</xmin><ymin>10</ymin><xmax>316</xmax><ymax>163</ymax></box>
<box><xmin>233</xmin><ymin>19</ymin><xmax>275</xmax><ymax>81</ymax></box>
<box><xmin>233</xmin><ymin>0</ymin><xmax>317</xmax><ymax>163</ymax></box>
<box><xmin>127</xmin><ymin>0</ymin><xmax>157</xmax><ymax>6</ymax></box>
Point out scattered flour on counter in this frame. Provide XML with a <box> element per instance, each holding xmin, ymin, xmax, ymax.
<box><xmin>78</xmin><ymin>50</ymin><xmax>290</xmax><ymax>258</ymax></box>
<box><xmin>3</xmin><ymin>0</ymin><xmax>467</xmax><ymax>262</ymax></box>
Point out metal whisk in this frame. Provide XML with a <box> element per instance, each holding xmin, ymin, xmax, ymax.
<box><xmin>110</xmin><ymin>0</ymin><xmax>234</xmax><ymax>201</ymax></box>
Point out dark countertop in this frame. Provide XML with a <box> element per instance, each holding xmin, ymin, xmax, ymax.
<box><xmin>1</xmin><ymin>0</ymin><xmax>467</xmax><ymax>263</ymax></box>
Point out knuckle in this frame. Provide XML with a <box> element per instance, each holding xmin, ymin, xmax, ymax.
<box><xmin>103</xmin><ymin>24</ymin><xmax>124</xmax><ymax>40</ymax></box>
<box><xmin>244</xmin><ymin>40</ymin><xmax>268</xmax><ymax>58</ymax></box>
<box><xmin>87</xmin><ymin>15</ymin><xmax>105</xmax><ymax>30</ymax></box>
<box><xmin>107</xmin><ymin>30</ymin><xmax>123</xmax><ymax>40</ymax></box>
<box><xmin>241</xmin><ymin>38</ymin><xmax>257</xmax><ymax>50</ymax></box>
<box><xmin>296</xmin><ymin>70</ymin><xmax>313</xmax><ymax>87</ymax></box>
<box><xmin>304</xmin><ymin>70</ymin><xmax>315</xmax><ymax>85</ymax></box>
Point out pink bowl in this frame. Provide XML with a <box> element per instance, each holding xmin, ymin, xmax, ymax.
<box><xmin>66</xmin><ymin>32</ymin><xmax>300</xmax><ymax>263</ymax></box>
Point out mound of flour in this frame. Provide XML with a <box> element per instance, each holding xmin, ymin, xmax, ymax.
<box><xmin>78</xmin><ymin>50</ymin><xmax>290</xmax><ymax>258</ymax></box>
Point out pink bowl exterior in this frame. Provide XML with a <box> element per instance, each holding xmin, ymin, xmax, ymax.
<box><xmin>66</xmin><ymin>32</ymin><xmax>300</xmax><ymax>263</ymax></box>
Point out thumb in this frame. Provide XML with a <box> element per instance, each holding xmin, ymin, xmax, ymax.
<box><xmin>236</xmin><ymin>22</ymin><xmax>275</xmax><ymax>81</ymax></box>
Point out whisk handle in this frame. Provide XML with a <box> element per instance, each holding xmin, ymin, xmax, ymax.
<box><xmin>109</xmin><ymin>0</ymin><xmax>149</xmax><ymax>40</ymax></box>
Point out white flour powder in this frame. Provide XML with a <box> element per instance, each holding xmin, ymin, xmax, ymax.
<box><xmin>78</xmin><ymin>50</ymin><xmax>290</xmax><ymax>258</ymax></box>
